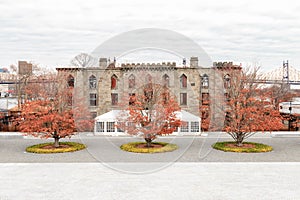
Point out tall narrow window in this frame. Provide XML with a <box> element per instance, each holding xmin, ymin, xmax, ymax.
<box><xmin>180</xmin><ymin>93</ymin><xmax>187</xmax><ymax>105</ymax></box>
<box><xmin>67</xmin><ymin>75</ymin><xmax>74</xmax><ymax>87</ymax></box>
<box><xmin>191</xmin><ymin>122</ymin><xmax>200</xmax><ymax>132</ymax></box>
<box><xmin>107</xmin><ymin>122</ymin><xmax>115</xmax><ymax>132</ymax></box>
<box><xmin>89</xmin><ymin>93</ymin><xmax>97</xmax><ymax>106</ymax></box>
<box><xmin>201</xmin><ymin>74</ymin><xmax>209</xmax><ymax>88</ymax></box>
<box><xmin>129</xmin><ymin>93</ymin><xmax>136</xmax><ymax>105</ymax></box>
<box><xmin>129</xmin><ymin>74</ymin><xmax>135</xmax><ymax>88</ymax></box>
<box><xmin>89</xmin><ymin>75</ymin><xmax>97</xmax><ymax>89</ymax></box>
<box><xmin>224</xmin><ymin>74</ymin><xmax>231</xmax><ymax>89</ymax></box>
<box><xmin>111</xmin><ymin>75</ymin><xmax>117</xmax><ymax>89</ymax></box>
<box><xmin>180</xmin><ymin>121</ymin><xmax>189</xmax><ymax>132</ymax></box>
<box><xmin>162</xmin><ymin>91</ymin><xmax>170</xmax><ymax>104</ymax></box>
<box><xmin>202</xmin><ymin>93</ymin><xmax>209</xmax><ymax>105</ymax></box>
<box><xmin>163</xmin><ymin>74</ymin><xmax>170</xmax><ymax>87</ymax></box>
<box><xmin>96</xmin><ymin>122</ymin><xmax>104</xmax><ymax>132</ymax></box>
<box><xmin>180</xmin><ymin>74</ymin><xmax>187</xmax><ymax>88</ymax></box>
<box><xmin>67</xmin><ymin>93</ymin><xmax>73</xmax><ymax>106</ymax></box>
<box><xmin>225</xmin><ymin>93</ymin><xmax>230</xmax><ymax>102</ymax></box>
<box><xmin>144</xmin><ymin>84</ymin><xmax>153</xmax><ymax>102</ymax></box>
<box><xmin>111</xmin><ymin>93</ymin><xmax>118</xmax><ymax>105</ymax></box>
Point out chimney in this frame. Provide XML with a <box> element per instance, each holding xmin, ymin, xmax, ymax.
<box><xmin>99</xmin><ymin>58</ymin><xmax>107</xmax><ymax>68</ymax></box>
<box><xmin>190</xmin><ymin>57</ymin><xmax>198</xmax><ymax>68</ymax></box>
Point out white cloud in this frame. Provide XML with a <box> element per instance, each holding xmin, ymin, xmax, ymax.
<box><xmin>0</xmin><ymin>0</ymin><xmax>300</xmax><ymax>71</ymax></box>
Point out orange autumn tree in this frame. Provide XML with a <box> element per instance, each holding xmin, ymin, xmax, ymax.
<box><xmin>17</xmin><ymin>99</ymin><xmax>75</xmax><ymax>147</ymax></box>
<box><xmin>117</xmin><ymin>83</ymin><xmax>181</xmax><ymax>147</ymax></box>
<box><xmin>16</xmin><ymin>72</ymin><xmax>93</xmax><ymax>147</ymax></box>
<box><xmin>223</xmin><ymin>67</ymin><xmax>283</xmax><ymax>146</ymax></box>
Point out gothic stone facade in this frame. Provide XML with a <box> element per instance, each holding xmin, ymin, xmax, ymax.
<box><xmin>57</xmin><ymin>57</ymin><xmax>239</xmax><ymax>130</ymax></box>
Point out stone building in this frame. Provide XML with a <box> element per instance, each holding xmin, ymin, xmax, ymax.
<box><xmin>57</xmin><ymin>57</ymin><xmax>240</xmax><ymax>130</ymax></box>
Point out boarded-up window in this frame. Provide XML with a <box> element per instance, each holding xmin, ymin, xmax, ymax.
<box><xmin>180</xmin><ymin>74</ymin><xmax>187</xmax><ymax>88</ymax></box>
<box><xmin>111</xmin><ymin>75</ymin><xmax>117</xmax><ymax>89</ymax></box>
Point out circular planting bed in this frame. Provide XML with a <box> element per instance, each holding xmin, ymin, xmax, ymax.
<box><xmin>212</xmin><ymin>141</ymin><xmax>273</xmax><ymax>153</ymax></box>
<box><xmin>120</xmin><ymin>142</ymin><xmax>178</xmax><ymax>153</ymax></box>
<box><xmin>26</xmin><ymin>142</ymin><xmax>86</xmax><ymax>154</ymax></box>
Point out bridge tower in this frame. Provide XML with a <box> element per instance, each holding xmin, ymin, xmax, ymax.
<box><xmin>283</xmin><ymin>60</ymin><xmax>289</xmax><ymax>83</ymax></box>
<box><xmin>282</xmin><ymin>60</ymin><xmax>290</xmax><ymax>90</ymax></box>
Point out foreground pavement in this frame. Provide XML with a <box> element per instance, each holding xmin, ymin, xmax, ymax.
<box><xmin>0</xmin><ymin>163</ymin><xmax>299</xmax><ymax>200</ymax></box>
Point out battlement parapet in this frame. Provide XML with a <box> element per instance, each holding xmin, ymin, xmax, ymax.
<box><xmin>120</xmin><ymin>62</ymin><xmax>177</xmax><ymax>68</ymax></box>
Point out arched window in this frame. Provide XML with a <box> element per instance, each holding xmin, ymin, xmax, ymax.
<box><xmin>67</xmin><ymin>75</ymin><xmax>74</xmax><ymax>87</ymax></box>
<box><xmin>89</xmin><ymin>75</ymin><xmax>97</xmax><ymax>89</ymax></box>
<box><xmin>224</xmin><ymin>74</ymin><xmax>231</xmax><ymax>89</ymax></box>
<box><xmin>180</xmin><ymin>74</ymin><xmax>187</xmax><ymax>88</ymax></box>
<box><xmin>129</xmin><ymin>74</ymin><xmax>135</xmax><ymax>88</ymax></box>
<box><xmin>201</xmin><ymin>74</ymin><xmax>209</xmax><ymax>88</ymax></box>
<box><xmin>162</xmin><ymin>74</ymin><xmax>169</xmax><ymax>87</ymax></box>
<box><xmin>111</xmin><ymin>74</ymin><xmax>118</xmax><ymax>89</ymax></box>
<box><xmin>144</xmin><ymin>83</ymin><xmax>153</xmax><ymax>103</ymax></box>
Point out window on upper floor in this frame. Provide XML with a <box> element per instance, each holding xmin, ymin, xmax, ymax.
<box><xmin>89</xmin><ymin>75</ymin><xmax>97</xmax><ymax>89</ymax></box>
<box><xmin>180</xmin><ymin>74</ymin><xmax>187</xmax><ymax>88</ymax></box>
<box><xmin>129</xmin><ymin>74</ymin><xmax>135</xmax><ymax>89</ymax></box>
<box><xmin>67</xmin><ymin>75</ymin><xmax>74</xmax><ymax>87</ymax></box>
<box><xmin>224</xmin><ymin>74</ymin><xmax>231</xmax><ymax>89</ymax></box>
<box><xmin>163</xmin><ymin>74</ymin><xmax>170</xmax><ymax>87</ymax></box>
<box><xmin>111</xmin><ymin>74</ymin><xmax>118</xmax><ymax>89</ymax></box>
<box><xmin>201</xmin><ymin>74</ymin><xmax>209</xmax><ymax>88</ymax></box>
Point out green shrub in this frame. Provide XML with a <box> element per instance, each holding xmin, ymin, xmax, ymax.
<box><xmin>212</xmin><ymin>141</ymin><xmax>273</xmax><ymax>153</ymax></box>
<box><xmin>120</xmin><ymin>141</ymin><xmax>178</xmax><ymax>153</ymax></box>
<box><xmin>26</xmin><ymin>142</ymin><xmax>86</xmax><ymax>154</ymax></box>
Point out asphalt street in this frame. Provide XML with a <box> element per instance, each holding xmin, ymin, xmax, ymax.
<box><xmin>0</xmin><ymin>132</ymin><xmax>300</xmax><ymax>163</ymax></box>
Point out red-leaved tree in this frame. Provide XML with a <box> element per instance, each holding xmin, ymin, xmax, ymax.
<box><xmin>117</xmin><ymin>83</ymin><xmax>181</xmax><ymax>147</ymax></box>
<box><xmin>222</xmin><ymin>67</ymin><xmax>283</xmax><ymax>146</ymax></box>
<box><xmin>16</xmin><ymin>72</ymin><xmax>93</xmax><ymax>147</ymax></box>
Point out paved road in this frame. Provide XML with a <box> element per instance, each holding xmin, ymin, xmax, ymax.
<box><xmin>0</xmin><ymin>132</ymin><xmax>300</xmax><ymax>163</ymax></box>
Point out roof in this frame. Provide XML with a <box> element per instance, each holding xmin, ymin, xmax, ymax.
<box><xmin>95</xmin><ymin>110</ymin><xmax>200</xmax><ymax>122</ymax></box>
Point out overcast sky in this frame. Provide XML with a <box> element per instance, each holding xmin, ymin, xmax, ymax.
<box><xmin>1</xmin><ymin>0</ymin><xmax>300</xmax><ymax>72</ymax></box>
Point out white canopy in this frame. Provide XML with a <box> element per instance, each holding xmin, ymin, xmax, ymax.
<box><xmin>94</xmin><ymin>110</ymin><xmax>201</xmax><ymax>135</ymax></box>
<box><xmin>95</xmin><ymin>110</ymin><xmax>123</xmax><ymax>122</ymax></box>
<box><xmin>95</xmin><ymin>110</ymin><xmax>200</xmax><ymax>122</ymax></box>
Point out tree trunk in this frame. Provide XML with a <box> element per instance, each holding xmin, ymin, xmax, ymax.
<box><xmin>145</xmin><ymin>138</ymin><xmax>152</xmax><ymax>148</ymax></box>
<box><xmin>236</xmin><ymin>133</ymin><xmax>243</xmax><ymax>147</ymax></box>
<box><xmin>54</xmin><ymin>136</ymin><xmax>60</xmax><ymax>148</ymax></box>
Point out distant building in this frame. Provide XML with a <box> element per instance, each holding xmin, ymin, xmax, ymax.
<box><xmin>18</xmin><ymin>61</ymin><xmax>32</xmax><ymax>76</ymax></box>
<box><xmin>57</xmin><ymin>57</ymin><xmax>241</xmax><ymax>131</ymax></box>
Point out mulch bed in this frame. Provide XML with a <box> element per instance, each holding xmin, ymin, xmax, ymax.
<box><xmin>136</xmin><ymin>143</ymin><xmax>164</xmax><ymax>148</ymax></box>
<box><xmin>226</xmin><ymin>143</ymin><xmax>256</xmax><ymax>148</ymax></box>
<box><xmin>40</xmin><ymin>144</ymin><xmax>71</xmax><ymax>149</ymax></box>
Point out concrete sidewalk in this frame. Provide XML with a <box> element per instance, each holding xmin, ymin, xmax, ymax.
<box><xmin>0</xmin><ymin>162</ymin><xmax>299</xmax><ymax>200</ymax></box>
